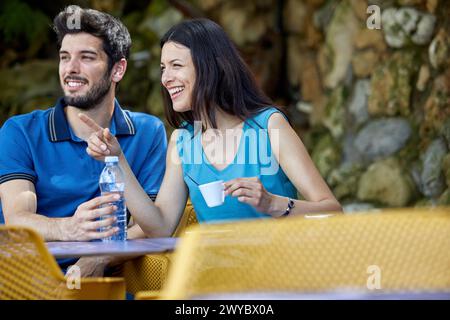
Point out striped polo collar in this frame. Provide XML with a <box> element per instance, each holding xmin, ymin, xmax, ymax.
<box><xmin>48</xmin><ymin>98</ymin><xmax>136</xmax><ymax>142</ymax></box>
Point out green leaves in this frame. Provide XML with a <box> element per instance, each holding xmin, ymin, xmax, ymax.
<box><xmin>0</xmin><ymin>0</ymin><xmax>50</xmax><ymax>44</ymax></box>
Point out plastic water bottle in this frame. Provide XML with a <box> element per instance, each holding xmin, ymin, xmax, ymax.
<box><xmin>99</xmin><ymin>156</ymin><xmax>127</xmax><ymax>241</ymax></box>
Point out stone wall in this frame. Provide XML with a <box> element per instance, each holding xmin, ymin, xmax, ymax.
<box><xmin>301</xmin><ymin>0</ymin><xmax>449</xmax><ymax>210</ymax></box>
<box><xmin>199</xmin><ymin>0</ymin><xmax>450</xmax><ymax>210</ymax></box>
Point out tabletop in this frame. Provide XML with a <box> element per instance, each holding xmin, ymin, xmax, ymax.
<box><xmin>192</xmin><ymin>291</ymin><xmax>450</xmax><ymax>300</ymax></box>
<box><xmin>46</xmin><ymin>237</ymin><xmax>178</xmax><ymax>258</ymax></box>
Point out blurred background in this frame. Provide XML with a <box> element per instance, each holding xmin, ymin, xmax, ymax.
<box><xmin>0</xmin><ymin>0</ymin><xmax>449</xmax><ymax>212</ymax></box>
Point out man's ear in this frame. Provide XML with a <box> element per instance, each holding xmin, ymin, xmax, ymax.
<box><xmin>111</xmin><ymin>58</ymin><xmax>127</xmax><ymax>82</ymax></box>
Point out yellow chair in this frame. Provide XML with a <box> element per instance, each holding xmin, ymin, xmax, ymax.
<box><xmin>0</xmin><ymin>225</ymin><xmax>125</xmax><ymax>300</ymax></box>
<box><xmin>137</xmin><ymin>207</ymin><xmax>450</xmax><ymax>299</ymax></box>
<box><xmin>121</xmin><ymin>201</ymin><xmax>197</xmax><ymax>295</ymax></box>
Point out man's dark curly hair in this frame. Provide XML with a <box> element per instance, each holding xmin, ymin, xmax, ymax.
<box><xmin>53</xmin><ymin>5</ymin><xmax>131</xmax><ymax>71</ymax></box>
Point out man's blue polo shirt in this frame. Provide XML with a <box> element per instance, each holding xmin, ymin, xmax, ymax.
<box><xmin>0</xmin><ymin>98</ymin><xmax>167</xmax><ymax>227</ymax></box>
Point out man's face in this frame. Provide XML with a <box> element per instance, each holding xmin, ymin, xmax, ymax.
<box><xmin>59</xmin><ymin>32</ymin><xmax>112</xmax><ymax>110</ymax></box>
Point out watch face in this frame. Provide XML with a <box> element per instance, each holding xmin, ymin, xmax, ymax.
<box><xmin>289</xmin><ymin>199</ymin><xmax>295</xmax><ymax>208</ymax></box>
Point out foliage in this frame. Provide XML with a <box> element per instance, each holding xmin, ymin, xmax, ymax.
<box><xmin>0</xmin><ymin>0</ymin><xmax>50</xmax><ymax>50</ymax></box>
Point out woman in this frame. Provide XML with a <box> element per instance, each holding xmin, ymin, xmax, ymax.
<box><xmin>80</xmin><ymin>18</ymin><xmax>341</xmax><ymax>237</ymax></box>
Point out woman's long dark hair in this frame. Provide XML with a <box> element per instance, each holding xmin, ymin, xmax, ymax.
<box><xmin>160</xmin><ymin>18</ymin><xmax>282</xmax><ymax>129</ymax></box>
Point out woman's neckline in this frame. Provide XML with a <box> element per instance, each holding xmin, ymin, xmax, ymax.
<box><xmin>200</xmin><ymin>121</ymin><xmax>248</xmax><ymax>174</ymax></box>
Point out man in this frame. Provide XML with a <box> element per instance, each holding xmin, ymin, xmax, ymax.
<box><xmin>0</xmin><ymin>6</ymin><xmax>166</xmax><ymax>276</ymax></box>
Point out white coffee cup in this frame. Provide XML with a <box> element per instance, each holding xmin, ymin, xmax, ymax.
<box><xmin>198</xmin><ymin>180</ymin><xmax>225</xmax><ymax>207</ymax></box>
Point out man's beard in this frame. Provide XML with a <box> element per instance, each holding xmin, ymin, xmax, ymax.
<box><xmin>63</xmin><ymin>71</ymin><xmax>112</xmax><ymax>110</ymax></box>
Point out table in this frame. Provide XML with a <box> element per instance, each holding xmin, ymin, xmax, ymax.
<box><xmin>46</xmin><ymin>238</ymin><xmax>178</xmax><ymax>259</ymax></box>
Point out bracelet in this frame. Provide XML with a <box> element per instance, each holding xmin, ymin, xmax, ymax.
<box><xmin>282</xmin><ymin>198</ymin><xmax>295</xmax><ymax>217</ymax></box>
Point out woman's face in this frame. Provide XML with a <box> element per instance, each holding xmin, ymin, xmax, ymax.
<box><xmin>161</xmin><ymin>41</ymin><xmax>196</xmax><ymax>112</ymax></box>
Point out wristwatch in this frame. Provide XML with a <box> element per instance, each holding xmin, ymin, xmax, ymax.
<box><xmin>282</xmin><ymin>198</ymin><xmax>295</xmax><ymax>217</ymax></box>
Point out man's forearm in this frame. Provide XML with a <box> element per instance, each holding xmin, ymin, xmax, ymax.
<box><xmin>7</xmin><ymin>211</ymin><xmax>70</xmax><ymax>241</ymax></box>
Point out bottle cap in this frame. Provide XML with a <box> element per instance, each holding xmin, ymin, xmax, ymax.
<box><xmin>105</xmin><ymin>156</ymin><xmax>119</xmax><ymax>163</ymax></box>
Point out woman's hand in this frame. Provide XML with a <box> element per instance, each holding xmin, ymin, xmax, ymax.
<box><xmin>78</xmin><ymin>113</ymin><xmax>123</xmax><ymax>161</ymax></box>
<box><xmin>223</xmin><ymin>177</ymin><xmax>276</xmax><ymax>214</ymax></box>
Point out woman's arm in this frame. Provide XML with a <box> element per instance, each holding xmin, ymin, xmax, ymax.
<box><xmin>266</xmin><ymin>113</ymin><xmax>342</xmax><ymax>216</ymax></box>
<box><xmin>224</xmin><ymin>113</ymin><xmax>342</xmax><ymax>217</ymax></box>
<box><xmin>119</xmin><ymin>129</ymin><xmax>189</xmax><ymax>236</ymax></box>
<box><xmin>79</xmin><ymin>113</ymin><xmax>188</xmax><ymax>237</ymax></box>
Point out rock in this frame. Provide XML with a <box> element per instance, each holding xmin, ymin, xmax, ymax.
<box><xmin>414</xmin><ymin>198</ymin><xmax>437</xmax><ymax>207</ymax></box>
<box><xmin>350</xmin><ymin>0</ymin><xmax>369</xmax><ymax>21</ymax></box>
<box><xmin>328</xmin><ymin>163</ymin><xmax>364</xmax><ymax>200</ymax></box>
<box><xmin>426</xmin><ymin>0</ymin><xmax>439</xmax><ymax>13</ymax></box>
<box><xmin>381</xmin><ymin>7</ymin><xmax>436</xmax><ymax>48</ymax></box>
<box><xmin>311</xmin><ymin>134</ymin><xmax>341</xmax><ymax>178</ymax></box>
<box><xmin>287</xmin><ymin>37</ymin><xmax>306</xmax><ymax>87</ymax></box>
<box><xmin>296</xmin><ymin>101</ymin><xmax>313</xmax><ymax>114</ymax></box>
<box><xmin>313</xmin><ymin>0</ymin><xmax>338</xmax><ymax>30</ymax></box>
<box><xmin>416</xmin><ymin>64</ymin><xmax>431</xmax><ymax>91</ymax></box>
<box><xmin>304</xmin><ymin>21</ymin><xmax>323</xmax><ymax>49</ymax></box>
<box><xmin>354</xmin><ymin>118</ymin><xmax>412</xmax><ymax>162</ymax></box>
<box><xmin>442</xmin><ymin>153</ymin><xmax>450</xmax><ymax>188</ymax></box>
<box><xmin>354</xmin><ymin>29</ymin><xmax>387</xmax><ymax>52</ymax></box>
<box><xmin>368</xmin><ymin>51</ymin><xmax>417</xmax><ymax>116</ymax></box>
<box><xmin>284</xmin><ymin>0</ymin><xmax>309</xmax><ymax>34</ymax></box>
<box><xmin>438</xmin><ymin>188</ymin><xmax>450</xmax><ymax>205</ymax></box>
<box><xmin>412</xmin><ymin>12</ymin><xmax>437</xmax><ymax>45</ymax></box>
<box><xmin>342</xmin><ymin>132</ymin><xmax>364</xmax><ymax>166</ymax></box>
<box><xmin>301</xmin><ymin>126</ymin><xmax>327</xmax><ymax>154</ymax></box>
<box><xmin>309</xmin><ymin>94</ymin><xmax>327</xmax><ymax>127</ymax></box>
<box><xmin>398</xmin><ymin>0</ymin><xmax>426</xmax><ymax>5</ymax></box>
<box><xmin>352</xmin><ymin>50</ymin><xmax>380</xmax><ymax>78</ymax></box>
<box><xmin>220</xmin><ymin>3</ymin><xmax>269</xmax><ymax>46</ymax></box>
<box><xmin>352</xmin><ymin>29</ymin><xmax>387</xmax><ymax>78</ymax></box>
<box><xmin>381</xmin><ymin>8</ymin><xmax>412</xmax><ymax>48</ymax></box>
<box><xmin>320</xmin><ymin>0</ymin><xmax>359</xmax><ymax>89</ymax></box>
<box><xmin>421</xmin><ymin>138</ymin><xmax>448</xmax><ymax>197</ymax></box>
<box><xmin>323</xmin><ymin>86</ymin><xmax>346</xmax><ymax>139</ymax></box>
<box><xmin>300</xmin><ymin>54</ymin><xmax>322</xmax><ymax>102</ymax></box>
<box><xmin>428</xmin><ymin>28</ymin><xmax>450</xmax><ymax>70</ymax></box>
<box><xmin>357</xmin><ymin>157</ymin><xmax>415</xmax><ymax>207</ymax></box>
<box><xmin>343</xmin><ymin>202</ymin><xmax>377</xmax><ymax>213</ymax></box>
<box><xmin>348</xmin><ymin>79</ymin><xmax>371</xmax><ymax>126</ymax></box>
<box><xmin>442</xmin><ymin>118</ymin><xmax>450</xmax><ymax>149</ymax></box>
<box><xmin>410</xmin><ymin>161</ymin><xmax>424</xmax><ymax>194</ymax></box>
<box><xmin>398</xmin><ymin>0</ymin><xmax>439</xmax><ymax>12</ymax></box>
<box><xmin>368</xmin><ymin>0</ymin><xmax>395</xmax><ymax>8</ymax></box>
<box><xmin>421</xmin><ymin>70</ymin><xmax>450</xmax><ymax>138</ymax></box>
<box><xmin>397</xmin><ymin>130</ymin><xmax>423</xmax><ymax>171</ymax></box>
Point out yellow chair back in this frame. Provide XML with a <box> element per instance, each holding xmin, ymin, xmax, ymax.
<box><xmin>0</xmin><ymin>225</ymin><xmax>125</xmax><ymax>299</ymax></box>
<box><xmin>159</xmin><ymin>208</ymin><xmax>450</xmax><ymax>299</ymax></box>
<box><xmin>122</xmin><ymin>201</ymin><xmax>197</xmax><ymax>295</ymax></box>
